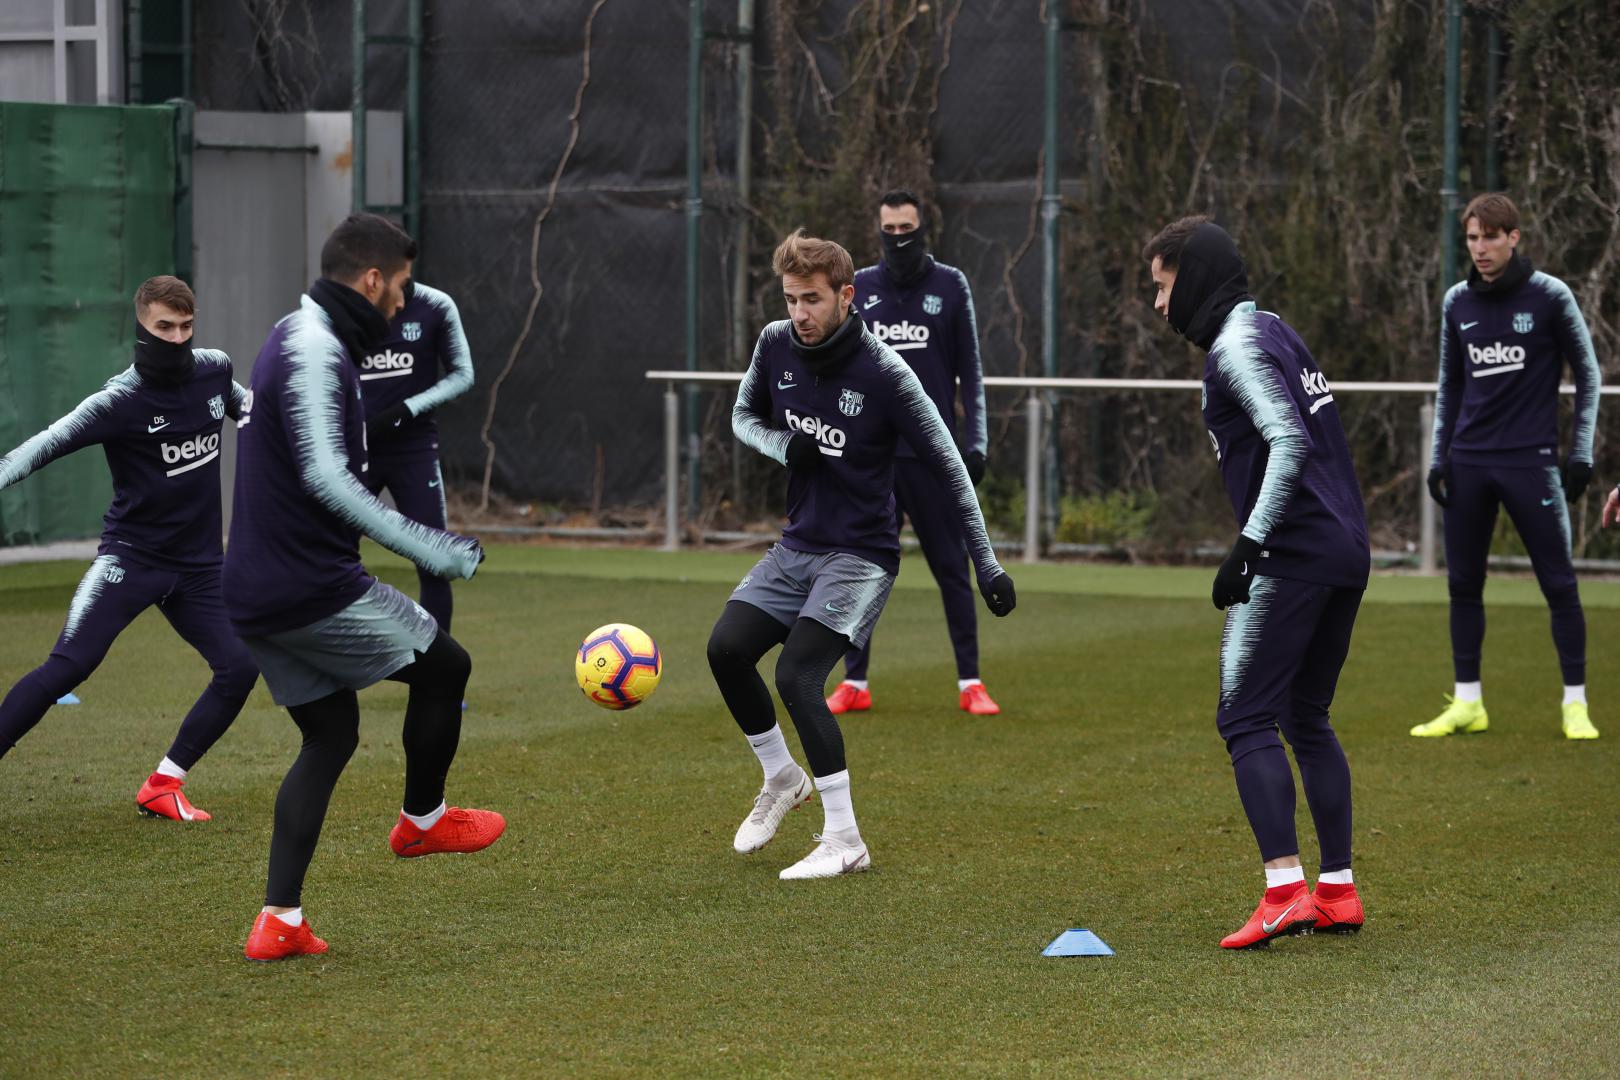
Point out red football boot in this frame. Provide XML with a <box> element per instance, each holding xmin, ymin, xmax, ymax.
<box><xmin>959</xmin><ymin>683</ymin><xmax>1002</xmax><ymax>716</ymax></box>
<box><xmin>1219</xmin><ymin>882</ymin><xmax>1319</xmax><ymax>949</ymax></box>
<box><xmin>389</xmin><ymin>806</ymin><xmax>507</xmax><ymax>858</ymax></box>
<box><xmin>244</xmin><ymin>911</ymin><xmax>328</xmax><ymax>962</ymax></box>
<box><xmin>826</xmin><ymin>682</ymin><xmax>872</xmax><ymax>715</ymax></box>
<box><xmin>1312</xmin><ymin>882</ymin><xmax>1364</xmax><ymax>934</ymax></box>
<box><xmin>135</xmin><ymin>773</ymin><xmax>212</xmax><ymax>822</ymax></box>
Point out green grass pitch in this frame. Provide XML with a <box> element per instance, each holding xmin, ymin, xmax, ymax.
<box><xmin>1</xmin><ymin>544</ymin><xmax>1617</xmax><ymax>1076</ymax></box>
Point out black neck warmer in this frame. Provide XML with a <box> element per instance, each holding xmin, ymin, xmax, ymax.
<box><xmin>880</xmin><ymin>231</ymin><xmax>932</xmax><ymax>287</ymax></box>
<box><xmin>1467</xmin><ymin>253</ymin><xmax>1532</xmax><ymax>296</ymax></box>
<box><xmin>790</xmin><ymin>309</ymin><xmax>864</xmax><ymax>375</ymax></box>
<box><xmin>1167</xmin><ymin>222</ymin><xmax>1256</xmax><ymax>351</ymax></box>
<box><xmin>309</xmin><ymin>277</ymin><xmax>390</xmax><ymax>362</ymax></box>
<box><xmin>133</xmin><ymin>321</ymin><xmax>196</xmax><ymax>385</ymax></box>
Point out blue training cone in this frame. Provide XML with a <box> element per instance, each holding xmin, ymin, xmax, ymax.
<box><xmin>1042</xmin><ymin>929</ymin><xmax>1113</xmax><ymax>957</ymax></box>
<box><xmin>56</xmin><ymin>692</ymin><xmax>81</xmax><ymax>705</ymax></box>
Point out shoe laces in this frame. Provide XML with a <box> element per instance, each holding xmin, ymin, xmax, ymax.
<box><xmin>746</xmin><ymin>788</ymin><xmax>779</xmax><ymax>825</ymax></box>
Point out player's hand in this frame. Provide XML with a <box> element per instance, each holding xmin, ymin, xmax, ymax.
<box><xmin>1562</xmin><ymin>459</ymin><xmax>1593</xmax><ymax>502</ymax></box>
<box><xmin>964</xmin><ymin>450</ymin><xmax>987</xmax><ymax>485</ymax></box>
<box><xmin>1603</xmin><ymin>487</ymin><xmax>1620</xmax><ymax>529</ymax></box>
<box><xmin>785</xmin><ymin>433</ymin><xmax>822</xmax><ymax>470</ymax></box>
<box><xmin>367</xmin><ymin>403</ymin><xmax>412</xmax><ymax>438</ymax></box>
<box><xmin>1426</xmin><ymin>465</ymin><xmax>1451</xmax><ymax>508</ymax></box>
<box><xmin>979</xmin><ymin>571</ymin><xmax>1016</xmax><ymax>617</ymax></box>
<box><xmin>1212</xmin><ymin>535</ymin><xmax>1262</xmax><ymax>610</ymax></box>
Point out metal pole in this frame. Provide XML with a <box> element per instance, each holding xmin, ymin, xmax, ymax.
<box><xmin>352</xmin><ymin>0</ymin><xmax>367</xmax><ymax>212</ymax></box>
<box><xmin>1484</xmin><ymin>17</ymin><xmax>1500</xmax><ymax>191</ymax></box>
<box><xmin>180</xmin><ymin>0</ymin><xmax>192</xmax><ymax>100</ymax></box>
<box><xmin>1023</xmin><ymin>392</ymin><xmax>1042</xmax><ymax>564</ymax></box>
<box><xmin>170</xmin><ymin>98</ymin><xmax>195</xmax><ymax>284</ymax></box>
<box><xmin>1039</xmin><ymin>4</ymin><xmax>1061</xmax><ymax>555</ymax></box>
<box><xmin>1439</xmin><ymin>0</ymin><xmax>1462</xmax><ymax>288</ymax></box>
<box><xmin>685</xmin><ymin>0</ymin><xmax>705</xmax><ymax>524</ymax></box>
<box><xmin>730</xmin><ymin>0</ymin><xmax>754</xmax><ymax>509</ymax></box>
<box><xmin>1420</xmin><ymin>395</ymin><xmax>1436</xmax><ymax>574</ymax></box>
<box><xmin>665</xmin><ymin>383</ymin><xmax>680</xmax><ymax>551</ymax></box>
<box><xmin>405</xmin><ymin>0</ymin><xmax>422</xmax><ymax>242</ymax></box>
<box><xmin>127</xmin><ymin>0</ymin><xmax>142</xmax><ymax>103</ymax></box>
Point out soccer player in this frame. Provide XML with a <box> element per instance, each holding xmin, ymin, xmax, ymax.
<box><xmin>824</xmin><ymin>190</ymin><xmax>1000</xmax><ymax>717</ymax></box>
<box><xmin>226</xmin><ymin>214</ymin><xmax>495</xmax><ymax>961</ymax></box>
<box><xmin>0</xmin><ymin>276</ymin><xmax>258</xmax><ymax>821</ymax></box>
<box><xmin>359</xmin><ymin>279</ymin><xmax>474</xmax><ymax>632</ymax></box>
<box><xmin>1416</xmin><ymin>193</ymin><xmax>1601</xmax><ymax>741</ymax></box>
<box><xmin>708</xmin><ymin>230</ymin><xmax>1015</xmax><ymax>880</ymax></box>
<box><xmin>1144</xmin><ymin>217</ymin><xmax>1370</xmax><ymax>948</ymax></box>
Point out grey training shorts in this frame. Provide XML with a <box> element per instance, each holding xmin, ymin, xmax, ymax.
<box><xmin>241</xmin><ymin>580</ymin><xmax>439</xmax><ymax>707</ymax></box>
<box><xmin>729</xmin><ymin>544</ymin><xmax>895</xmax><ymax>648</ymax></box>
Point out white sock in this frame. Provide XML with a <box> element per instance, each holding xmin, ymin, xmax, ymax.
<box><xmin>815</xmin><ymin>770</ymin><xmax>858</xmax><ymax>837</ymax></box>
<box><xmin>746</xmin><ymin>724</ymin><xmax>797</xmax><ymax>784</ymax></box>
<box><xmin>1318</xmin><ymin>869</ymin><xmax>1354</xmax><ymax>886</ymax></box>
<box><xmin>1454</xmin><ymin>681</ymin><xmax>1482</xmax><ymax>703</ymax></box>
<box><xmin>958</xmin><ymin>678</ymin><xmax>982</xmax><ymax>692</ymax></box>
<box><xmin>263</xmin><ymin>906</ymin><xmax>303</xmax><ymax>927</ymax></box>
<box><xmin>403</xmin><ymin>801</ymin><xmax>447</xmax><ymax>831</ymax></box>
<box><xmin>1564</xmin><ymin>685</ymin><xmax>1586</xmax><ymax>706</ymax></box>
<box><xmin>1264</xmin><ymin>865</ymin><xmax>1306</xmax><ymax>889</ymax></box>
<box><xmin>155</xmin><ymin>757</ymin><xmax>187</xmax><ymax>781</ymax></box>
<box><xmin>842</xmin><ymin>679</ymin><xmax>869</xmax><ymax>691</ymax></box>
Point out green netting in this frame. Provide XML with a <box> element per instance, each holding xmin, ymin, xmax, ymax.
<box><xmin>0</xmin><ymin>102</ymin><xmax>177</xmax><ymax>546</ymax></box>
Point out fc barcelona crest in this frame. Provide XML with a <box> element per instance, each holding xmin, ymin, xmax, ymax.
<box><xmin>922</xmin><ymin>294</ymin><xmax>943</xmax><ymax>316</ymax></box>
<box><xmin>207</xmin><ymin>394</ymin><xmax>226</xmax><ymax>420</ymax></box>
<box><xmin>402</xmin><ymin>321</ymin><xmax>423</xmax><ymax>342</ymax></box>
<box><xmin>838</xmin><ymin>389</ymin><xmax>865</xmax><ymax>417</ymax></box>
<box><xmin>1512</xmin><ymin>312</ymin><xmax>1534</xmax><ymax>334</ymax></box>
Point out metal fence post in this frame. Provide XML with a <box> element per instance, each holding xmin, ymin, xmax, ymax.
<box><xmin>664</xmin><ymin>382</ymin><xmax>680</xmax><ymax>551</ymax></box>
<box><xmin>1024</xmin><ymin>390</ymin><xmax>1042</xmax><ymax>563</ymax></box>
<box><xmin>1419</xmin><ymin>394</ymin><xmax>1436</xmax><ymax>574</ymax></box>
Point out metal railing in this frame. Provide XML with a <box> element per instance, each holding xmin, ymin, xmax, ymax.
<box><xmin>646</xmin><ymin>371</ymin><xmax>1615</xmax><ymax>573</ymax></box>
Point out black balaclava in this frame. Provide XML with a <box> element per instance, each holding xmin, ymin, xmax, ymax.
<box><xmin>1467</xmin><ymin>252</ymin><xmax>1532</xmax><ymax>296</ymax></box>
<box><xmin>1166</xmin><ymin>222</ymin><xmax>1255</xmax><ymax>351</ymax></box>
<box><xmin>790</xmin><ymin>306</ymin><xmax>865</xmax><ymax>376</ymax></box>
<box><xmin>309</xmin><ymin>277</ymin><xmax>392</xmax><ymax>362</ymax></box>
<box><xmin>880</xmin><ymin>227</ymin><xmax>931</xmax><ymax>287</ymax></box>
<box><xmin>133</xmin><ymin>320</ymin><xmax>196</xmax><ymax>385</ymax></box>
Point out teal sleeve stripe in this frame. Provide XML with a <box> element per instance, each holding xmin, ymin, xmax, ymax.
<box><xmin>947</xmin><ymin>266</ymin><xmax>988</xmax><ymax>456</ymax></box>
<box><xmin>1220</xmin><ymin>575</ymin><xmax>1278</xmax><ymax>705</ymax></box>
<box><xmin>1212</xmin><ymin>307</ymin><xmax>1307</xmax><ymax>546</ymax></box>
<box><xmin>873</xmin><ymin>341</ymin><xmax>1003</xmax><ymax>583</ymax></box>
<box><xmin>1536</xmin><ymin>272</ymin><xmax>1601</xmax><ymax>463</ymax></box>
<box><xmin>1430</xmin><ymin>282</ymin><xmax>1467</xmax><ymax>466</ymax></box>
<box><xmin>228</xmin><ymin>380</ymin><xmax>250</xmax><ymax>421</ymax></box>
<box><xmin>193</xmin><ymin>350</ymin><xmax>247</xmax><ymax>420</ymax></box>
<box><xmin>0</xmin><ymin>374</ymin><xmax>134</xmax><ymax>489</ymax></box>
<box><xmin>732</xmin><ymin>323</ymin><xmax>793</xmax><ymax>466</ymax></box>
<box><xmin>403</xmin><ymin>283</ymin><xmax>476</xmax><ymax>417</ymax></box>
<box><xmin>284</xmin><ymin>298</ymin><xmax>480</xmax><ymax>580</ymax></box>
<box><xmin>61</xmin><ymin>555</ymin><xmax>120</xmax><ymax>643</ymax></box>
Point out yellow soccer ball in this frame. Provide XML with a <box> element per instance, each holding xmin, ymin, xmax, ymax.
<box><xmin>575</xmin><ymin>623</ymin><xmax>663</xmax><ymax>710</ymax></box>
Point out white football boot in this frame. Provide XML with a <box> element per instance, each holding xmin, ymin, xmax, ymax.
<box><xmin>778</xmin><ymin>832</ymin><xmax>871</xmax><ymax>880</ymax></box>
<box><xmin>733</xmin><ymin>766</ymin><xmax>814</xmax><ymax>854</ymax></box>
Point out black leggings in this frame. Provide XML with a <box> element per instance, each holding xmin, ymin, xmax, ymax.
<box><xmin>706</xmin><ymin>600</ymin><xmax>852</xmax><ymax>777</ymax></box>
<box><xmin>264</xmin><ymin>630</ymin><xmax>471</xmax><ymax>907</ymax></box>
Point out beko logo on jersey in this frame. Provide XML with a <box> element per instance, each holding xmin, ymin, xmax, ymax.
<box><xmin>1300</xmin><ymin>369</ymin><xmax>1335</xmax><ymax>414</ymax></box>
<box><xmin>870</xmin><ymin>320</ymin><xmax>931</xmax><ymax>351</ymax></box>
<box><xmin>360</xmin><ymin>349</ymin><xmax>415</xmax><ymax>380</ymax></box>
<box><xmin>785</xmin><ymin>409</ymin><xmax>847</xmax><ymax>457</ymax></box>
<box><xmin>160</xmin><ymin>433</ymin><xmax>220</xmax><ymax>477</ymax></box>
<box><xmin>1467</xmin><ymin>341</ymin><xmax>1526</xmax><ymax>377</ymax></box>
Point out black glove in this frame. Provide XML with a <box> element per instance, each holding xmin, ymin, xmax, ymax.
<box><xmin>1426</xmin><ymin>464</ymin><xmax>1451</xmax><ymax>508</ymax></box>
<box><xmin>785</xmin><ymin>433</ymin><xmax>822</xmax><ymax>470</ymax></box>
<box><xmin>1563</xmin><ymin>459</ymin><xmax>1593</xmax><ymax>502</ymax></box>
<box><xmin>979</xmin><ymin>571</ymin><xmax>1016</xmax><ymax>617</ymax></box>
<box><xmin>1212</xmin><ymin>535</ymin><xmax>1263</xmax><ymax>610</ymax></box>
<box><xmin>366</xmin><ymin>402</ymin><xmax>412</xmax><ymax>439</ymax></box>
<box><xmin>963</xmin><ymin>450</ymin><xmax>987</xmax><ymax>485</ymax></box>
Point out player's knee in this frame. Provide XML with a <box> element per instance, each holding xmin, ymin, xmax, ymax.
<box><xmin>1541</xmin><ymin>581</ymin><xmax>1581</xmax><ymax>611</ymax></box>
<box><xmin>40</xmin><ymin>653</ymin><xmax>93</xmax><ymax>695</ymax></box>
<box><xmin>706</xmin><ymin>622</ymin><xmax>747</xmax><ymax>673</ymax></box>
<box><xmin>430</xmin><ymin>631</ymin><xmax>472</xmax><ymax>687</ymax></box>
<box><xmin>1447</xmin><ymin>574</ymin><xmax>1485</xmax><ymax>603</ymax></box>
<box><xmin>773</xmin><ymin>655</ymin><xmax>829</xmax><ymax>708</ymax></box>
<box><xmin>1223</xmin><ymin>726</ymin><xmax>1284</xmax><ymax>764</ymax></box>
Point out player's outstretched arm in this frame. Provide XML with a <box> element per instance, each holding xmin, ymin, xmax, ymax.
<box><xmin>946</xmin><ymin>267</ymin><xmax>989</xmax><ymax>481</ymax></box>
<box><xmin>284</xmin><ymin>333</ymin><xmax>482</xmax><ymax>580</ymax></box>
<box><xmin>731</xmin><ymin>324</ymin><xmax>794</xmax><ymax>465</ymax></box>
<box><xmin>0</xmin><ymin>375</ymin><xmax>133</xmax><ymax>490</ymax></box>
<box><xmin>879</xmin><ymin>348</ymin><xmax>1014</xmax><ymax>615</ymax></box>
<box><xmin>1427</xmin><ymin>284</ymin><xmax>1467</xmax><ymax>506</ymax></box>
<box><xmin>401</xmin><ymin>283</ymin><xmax>475</xmax><ymax>419</ymax></box>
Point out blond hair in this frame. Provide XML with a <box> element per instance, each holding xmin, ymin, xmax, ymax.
<box><xmin>771</xmin><ymin>229</ymin><xmax>854</xmax><ymax>291</ymax></box>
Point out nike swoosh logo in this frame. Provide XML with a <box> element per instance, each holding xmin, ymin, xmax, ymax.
<box><xmin>1262</xmin><ymin>898</ymin><xmax>1302</xmax><ymax>935</ymax></box>
<box><xmin>428</xmin><ymin>480</ymin><xmax>440</xmax><ymax>488</ymax></box>
<box><xmin>824</xmin><ymin>602</ymin><xmax>848</xmax><ymax>615</ymax></box>
<box><xmin>863</xmin><ymin>296</ymin><xmax>881</xmax><ymax>309</ymax></box>
<box><xmin>147</xmin><ymin>422</ymin><xmax>170</xmax><ymax>433</ymax></box>
<box><xmin>777</xmin><ymin>379</ymin><xmax>797</xmax><ymax>390</ymax></box>
<box><xmin>896</xmin><ymin>239</ymin><xmax>913</xmax><ymax>248</ymax></box>
<box><xmin>842</xmin><ymin>851</ymin><xmax>866</xmax><ymax>872</ymax></box>
<box><xmin>1460</xmin><ymin>321</ymin><xmax>1479</xmax><ymax>330</ymax></box>
<box><xmin>1542</xmin><ymin>497</ymin><xmax>1557</xmax><ymax>506</ymax></box>
<box><xmin>401</xmin><ymin>839</ymin><xmax>423</xmax><ymax>850</ymax></box>
<box><xmin>1240</xmin><ymin>562</ymin><xmax>1248</xmax><ymax>576</ymax></box>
